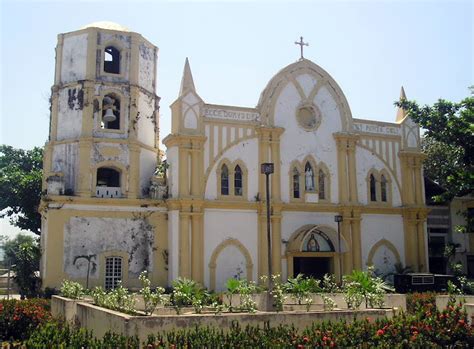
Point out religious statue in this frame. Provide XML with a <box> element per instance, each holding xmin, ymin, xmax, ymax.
<box><xmin>305</xmin><ymin>167</ymin><xmax>314</xmax><ymax>191</ymax></box>
<box><xmin>306</xmin><ymin>234</ymin><xmax>319</xmax><ymax>252</ymax></box>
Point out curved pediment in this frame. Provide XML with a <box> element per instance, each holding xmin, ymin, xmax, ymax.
<box><xmin>257</xmin><ymin>59</ymin><xmax>353</xmax><ymax>132</ymax></box>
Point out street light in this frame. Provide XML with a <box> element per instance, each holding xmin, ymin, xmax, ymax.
<box><xmin>334</xmin><ymin>215</ymin><xmax>343</xmax><ymax>284</ymax></box>
<box><xmin>261</xmin><ymin>163</ymin><xmax>274</xmax><ymax>299</ymax></box>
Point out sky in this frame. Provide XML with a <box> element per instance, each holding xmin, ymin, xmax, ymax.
<box><xmin>0</xmin><ymin>0</ymin><xmax>472</xmax><ymax>238</ymax></box>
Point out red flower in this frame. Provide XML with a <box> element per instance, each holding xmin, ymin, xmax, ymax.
<box><xmin>376</xmin><ymin>329</ymin><xmax>384</xmax><ymax>336</ymax></box>
<box><xmin>303</xmin><ymin>336</ymin><xmax>310</xmax><ymax>343</ymax></box>
<box><xmin>458</xmin><ymin>319</ymin><xmax>465</xmax><ymax>325</ymax></box>
<box><xmin>322</xmin><ymin>336</ymin><xmax>328</xmax><ymax>342</ymax></box>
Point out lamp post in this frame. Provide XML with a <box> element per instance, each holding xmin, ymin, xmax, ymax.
<box><xmin>261</xmin><ymin>163</ymin><xmax>274</xmax><ymax>296</ymax></box>
<box><xmin>334</xmin><ymin>215</ymin><xmax>343</xmax><ymax>284</ymax></box>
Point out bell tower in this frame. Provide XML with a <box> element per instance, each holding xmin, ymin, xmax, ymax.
<box><xmin>43</xmin><ymin>21</ymin><xmax>160</xmax><ymax>199</ymax></box>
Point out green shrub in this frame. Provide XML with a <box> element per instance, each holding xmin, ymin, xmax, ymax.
<box><xmin>59</xmin><ymin>280</ymin><xmax>85</xmax><ymax>299</ymax></box>
<box><xmin>90</xmin><ymin>283</ymin><xmax>135</xmax><ymax>314</ymax></box>
<box><xmin>139</xmin><ymin>271</ymin><xmax>166</xmax><ymax>315</ymax></box>
<box><xmin>0</xmin><ymin>298</ymin><xmax>51</xmax><ymax>341</ymax></box>
<box><xmin>343</xmin><ymin>267</ymin><xmax>393</xmax><ymax>309</ymax></box>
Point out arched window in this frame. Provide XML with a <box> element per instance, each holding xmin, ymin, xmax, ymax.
<box><xmin>370</xmin><ymin>174</ymin><xmax>377</xmax><ymax>202</ymax></box>
<box><xmin>304</xmin><ymin>162</ymin><xmax>314</xmax><ymax>191</ymax></box>
<box><xmin>104</xmin><ymin>46</ymin><xmax>120</xmax><ymax>74</ymax></box>
<box><xmin>221</xmin><ymin>164</ymin><xmax>229</xmax><ymax>195</ymax></box>
<box><xmin>234</xmin><ymin>165</ymin><xmax>242</xmax><ymax>196</ymax></box>
<box><xmin>102</xmin><ymin>94</ymin><xmax>120</xmax><ymax>130</ymax></box>
<box><xmin>97</xmin><ymin>167</ymin><xmax>120</xmax><ymax>187</ymax></box>
<box><xmin>381</xmin><ymin>175</ymin><xmax>388</xmax><ymax>202</ymax></box>
<box><xmin>318</xmin><ymin>169</ymin><xmax>326</xmax><ymax>200</ymax></box>
<box><xmin>96</xmin><ymin>167</ymin><xmax>121</xmax><ymax>198</ymax></box>
<box><xmin>293</xmin><ymin>168</ymin><xmax>300</xmax><ymax>198</ymax></box>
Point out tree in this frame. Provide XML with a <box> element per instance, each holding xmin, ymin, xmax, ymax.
<box><xmin>0</xmin><ymin>145</ymin><xmax>43</xmax><ymax>235</ymax></box>
<box><xmin>421</xmin><ymin>137</ymin><xmax>467</xmax><ymax>199</ymax></box>
<box><xmin>4</xmin><ymin>234</ymin><xmax>41</xmax><ymax>298</ymax></box>
<box><xmin>396</xmin><ymin>90</ymin><xmax>473</xmax><ymax>199</ymax></box>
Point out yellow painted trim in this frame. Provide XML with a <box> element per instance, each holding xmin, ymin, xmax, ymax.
<box><xmin>208</xmin><ymin>238</ymin><xmax>253</xmax><ymax>290</ymax></box>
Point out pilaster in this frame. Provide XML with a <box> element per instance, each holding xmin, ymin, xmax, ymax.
<box><xmin>350</xmin><ymin>210</ymin><xmax>362</xmax><ymax>270</ymax></box>
<box><xmin>85</xmin><ymin>29</ymin><xmax>97</xmax><ymax>81</ymax></box>
<box><xmin>77</xmin><ymin>140</ymin><xmax>92</xmax><ymax>197</ymax></box>
<box><xmin>271</xmin><ymin>210</ymin><xmax>282</xmax><ymax>277</ymax></box>
<box><xmin>334</xmin><ymin>134</ymin><xmax>348</xmax><ymax>204</ymax></box>
<box><xmin>191</xmin><ymin>211</ymin><xmax>203</xmax><ymax>283</ymax></box>
<box><xmin>179</xmin><ymin>211</ymin><xmax>191</xmax><ymax>278</ymax></box>
<box><xmin>128</xmin><ymin>144</ymin><xmax>140</xmax><ymax>199</ymax></box>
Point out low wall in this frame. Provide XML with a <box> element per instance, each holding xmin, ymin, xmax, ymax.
<box><xmin>76</xmin><ymin>302</ymin><xmax>394</xmax><ymax>346</ymax></box>
<box><xmin>225</xmin><ymin>293</ymin><xmax>406</xmax><ymax>311</ymax></box>
<box><xmin>436</xmin><ymin>295</ymin><xmax>474</xmax><ymax>311</ymax></box>
<box><xmin>51</xmin><ymin>295</ymin><xmax>92</xmax><ymax>323</ymax></box>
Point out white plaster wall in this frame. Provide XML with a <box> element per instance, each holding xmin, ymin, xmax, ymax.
<box><xmin>61</xmin><ymin>34</ymin><xmax>88</xmax><ymax>84</ymax></box>
<box><xmin>166</xmin><ymin>147</ymin><xmax>179</xmax><ymax>198</ymax></box>
<box><xmin>275</xmin><ymin>77</ymin><xmax>340</xmax><ymax>204</ymax></box>
<box><xmin>92</xmin><ymin>143</ymin><xmax>129</xmax><ymax>167</ymax></box>
<box><xmin>205</xmin><ymin>138</ymin><xmax>259</xmax><ymax>201</ymax></box>
<box><xmin>361</xmin><ymin>214</ymin><xmax>405</xmax><ymax>270</ymax></box>
<box><xmin>64</xmin><ymin>216</ymin><xmax>154</xmax><ymax>279</ymax></box>
<box><xmin>168</xmin><ymin>210</ymin><xmax>180</xmax><ymax>285</ymax></box>
<box><xmin>137</xmin><ymin>92</ymin><xmax>156</xmax><ymax>147</ymax></box>
<box><xmin>355</xmin><ymin>147</ymin><xmax>402</xmax><ymax>206</ymax></box>
<box><xmin>138</xmin><ymin>42</ymin><xmax>155</xmax><ymax>92</ymax></box>
<box><xmin>52</xmin><ymin>142</ymin><xmax>79</xmax><ymax>192</ymax></box>
<box><xmin>203</xmin><ymin>209</ymin><xmax>258</xmax><ymax>290</ymax></box>
<box><xmin>57</xmin><ymin>87</ymin><xmax>83</xmax><ymax>140</ymax></box>
<box><xmin>215</xmin><ymin>245</ymin><xmax>248</xmax><ymax>291</ymax></box>
<box><xmin>140</xmin><ymin>148</ymin><xmax>157</xmax><ymax>197</ymax></box>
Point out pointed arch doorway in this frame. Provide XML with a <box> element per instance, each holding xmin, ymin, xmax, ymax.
<box><xmin>286</xmin><ymin>225</ymin><xmax>345</xmax><ymax>280</ymax></box>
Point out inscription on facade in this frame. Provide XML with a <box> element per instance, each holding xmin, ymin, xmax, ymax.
<box><xmin>203</xmin><ymin>107</ymin><xmax>260</xmax><ymax>122</ymax></box>
<box><xmin>354</xmin><ymin>122</ymin><xmax>400</xmax><ymax>136</ymax></box>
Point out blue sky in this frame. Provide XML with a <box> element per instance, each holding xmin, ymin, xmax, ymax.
<box><xmin>0</xmin><ymin>0</ymin><xmax>472</xmax><ymax>237</ymax></box>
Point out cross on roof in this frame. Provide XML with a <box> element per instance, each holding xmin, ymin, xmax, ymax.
<box><xmin>294</xmin><ymin>36</ymin><xmax>309</xmax><ymax>60</ymax></box>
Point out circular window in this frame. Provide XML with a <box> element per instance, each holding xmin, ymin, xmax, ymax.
<box><xmin>296</xmin><ymin>104</ymin><xmax>321</xmax><ymax>131</ymax></box>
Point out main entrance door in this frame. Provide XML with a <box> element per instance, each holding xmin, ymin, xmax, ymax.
<box><xmin>293</xmin><ymin>257</ymin><xmax>331</xmax><ymax>279</ymax></box>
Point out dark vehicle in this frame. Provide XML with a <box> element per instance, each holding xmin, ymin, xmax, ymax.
<box><xmin>394</xmin><ymin>273</ymin><xmax>458</xmax><ymax>293</ymax></box>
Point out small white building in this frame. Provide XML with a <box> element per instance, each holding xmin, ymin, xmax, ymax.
<box><xmin>40</xmin><ymin>22</ymin><xmax>429</xmax><ymax>291</ymax></box>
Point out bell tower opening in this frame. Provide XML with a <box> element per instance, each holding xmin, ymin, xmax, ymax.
<box><xmin>104</xmin><ymin>46</ymin><xmax>120</xmax><ymax>74</ymax></box>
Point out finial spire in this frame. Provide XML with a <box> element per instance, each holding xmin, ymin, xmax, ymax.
<box><xmin>179</xmin><ymin>57</ymin><xmax>196</xmax><ymax>96</ymax></box>
<box><xmin>396</xmin><ymin>86</ymin><xmax>407</xmax><ymax>122</ymax></box>
<box><xmin>294</xmin><ymin>36</ymin><xmax>309</xmax><ymax>60</ymax></box>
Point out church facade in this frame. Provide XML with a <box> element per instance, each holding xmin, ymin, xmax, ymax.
<box><xmin>40</xmin><ymin>22</ymin><xmax>429</xmax><ymax>291</ymax></box>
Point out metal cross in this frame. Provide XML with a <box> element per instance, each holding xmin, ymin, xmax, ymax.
<box><xmin>294</xmin><ymin>36</ymin><xmax>309</xmax><ymax>59</ymax></box>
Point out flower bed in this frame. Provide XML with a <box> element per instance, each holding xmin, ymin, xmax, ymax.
<box><xmin>6</xmin><ymin>296</ymin><xmax>474</xmax><ymax>348</ymax></box>
<box><xmin>74</xmin><ymin>301</ymin><xmax>394</xmax><ymax>344</ymax></box>
<box><xmin>0</xmin><ymin>299</ymin><xmax>51</xmax><ymax>342</ymax></box>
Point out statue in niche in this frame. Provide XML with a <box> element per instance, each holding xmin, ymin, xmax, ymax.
<box><xmin>305</xmin><ymin>166</ymin><xmax>314</xmax><ymax>191</ymax></box>
<box><xmin>306</xmin><ymin>233</ymin><xmax>319</xmax><ymax>252</ymax></box>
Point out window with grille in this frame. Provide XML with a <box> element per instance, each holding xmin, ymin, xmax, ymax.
<box><xmin>221</xmin><ymin>164</ymin><xmax>229</xmax><ymax>195</ymax></box>
<box><xmin>293</xmin><ymin>168</ymin><xmax>300</xmax><ymax>198</ymax></box>
<box><xmin>234</xmin><ymin>165</ymin><xmax>242</xmax><ymax>196</ymax></box>
<box><xmin>380</xmin><ymin>175</ymin><xmax>387</xmax><ymax>202</ymax></box>
<box><xmin>318</xmin><ymin>169</ymin><xmax>326</xmax><ymax>200</ymax></box>
<box><xmin>369</xmin><ymin>174</ymin><xmax>377</xmax><ymax>202</ymax></box>
<box><xmin>105</xmin><ymin>256</ymin><xmax>122</xmax><ymax>290</ymax></box>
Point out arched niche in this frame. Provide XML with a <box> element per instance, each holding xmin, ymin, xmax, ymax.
<box><xmin>367</xmin><ymin>239</ymin><xmax>401</xmax><ymax>276</ymax></box>
<box><xmin>208</xmin><ymin>238</ymin><xmax>253</xmax><ymax>291</ymax></box>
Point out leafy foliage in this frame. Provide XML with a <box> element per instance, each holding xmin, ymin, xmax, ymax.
<box><xmin>59</xmin><ymin>280</ymin><xmax>85</xmax><ymax>300</ymax></box>
<box><xmin>0</xmin><ymin>145</ymin><xmax>43</xmax><ymax>235</ymax></box>
<box><xmin>3</xmin><ymin>234</ymin><xmax>41</xmax><ymax>298</ymax></box>
<box><xmin>5</xmin><ymin>296</ymin><xmax>473</xmax><ymax>348</ymax></box>
<box><xmin>284</xmin><ymin>274</ymin><xmax>321</xmax><ymax>305</ymax></box>
<box><xmin>139</xmin><ymin>271</ymin><xmax>166</xmax><ymax>315</ymax></box>
<box><xmin>396</xmin><ymin>94</ymin><xmax>473</xmax><ymax>199</ymax></box>
<box><xmin>171</xmin><ymin>277</ymin><xmax>209</xmax><ymax>314</ymax></box>
<box><xmin>90</xmin><ymin>284</ymin><xmax>136</xmax><ymax>315</ymax></box>
<box><xmin>0</xmin><ymin>298</ymin><xmax>51</xmax><ymax>341</ymax></box>
<box><xmin>343</xmin><ymin>267</ymin><xmax>393</xmax><ymax>309</ymax></box>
